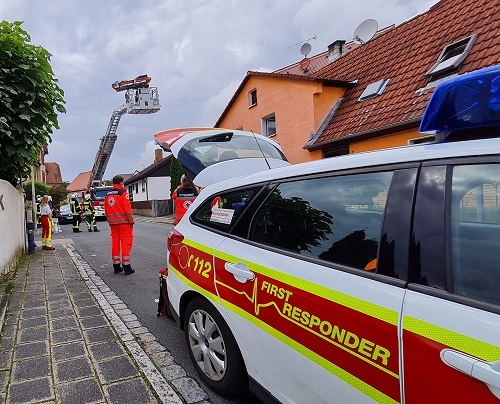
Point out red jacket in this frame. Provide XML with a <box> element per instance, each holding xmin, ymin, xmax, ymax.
<box><xmin>105</xmin><ymin>184</ymin><xmax>134</xmax><ymax>226</ymax></box>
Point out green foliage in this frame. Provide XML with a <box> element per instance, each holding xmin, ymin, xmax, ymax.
<box><xmin>170</xmin><ymin>157</ymin><xmax>183</xmax><ymax>194</ymax></box>
<box><xmin>49</xmin><ymin>183</ymin><xmax>68</xmax><ymax>208</ymax></box>
<box><xmin>0</xmin><ymin>21</ymin><xmax>66</xmax><ymax>186</ymax></box>
<box><xmin>23</xmin><ymin>180</ymin><xmax>49</xmax><ymax>200</ymax></box>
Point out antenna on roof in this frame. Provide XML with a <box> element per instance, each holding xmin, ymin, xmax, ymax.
<box><xmin>353</xmin><ymin>19</ymin><xmax>378</xmax><ymax>45</ymax></box>
<box><xmin>288</xmin><ymin>35</ymin><xmax>317</xmax><ymax>49</ymax></box>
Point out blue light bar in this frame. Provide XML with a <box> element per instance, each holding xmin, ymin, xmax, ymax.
<box><xmin>419</xmin><ymin>64</ymin><xmax>500</xmax><ymax>135</ymax></box>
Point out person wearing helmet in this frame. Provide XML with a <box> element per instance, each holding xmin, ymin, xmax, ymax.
<box><xmin>69</xmin><ymin>193</ymin><xmax>82</xmax><ymax>233</ymax></box>
<box><xmin>83</xmin><ymin>193</ymin><xmax>100</xmax><ymax>232</ymax></box>
<box><xmin>35</xmin><ymin>195</ymin><xmax>42</xmax><ymax>228</ymax></box>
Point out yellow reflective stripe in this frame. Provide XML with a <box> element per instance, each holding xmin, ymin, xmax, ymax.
<box><xmin>168</xmin><ymin>262</ymin><xmax>219</xmax><ymax>303</ymax></box>
<box><xmin>404</xmin><ymin>316</ymin><xmax>500</xmax><ymax>361</ymax></box>
<box><xmin>213</xmin><ymin>247</ymin><xmax>398</xmax><ymax>326</ymax></box>
<box><xmin>224</xmin><ymin>298</ymin><xmax>398</xmax><ymax>404</ymax></box>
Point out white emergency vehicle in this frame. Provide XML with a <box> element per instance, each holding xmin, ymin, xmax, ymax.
<box><xmin>161</xmin><ymin>65</ymin><xmax>500</xmax><ymax>403</ymax></box>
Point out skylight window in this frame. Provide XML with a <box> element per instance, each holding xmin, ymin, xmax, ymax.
<box><xmin>358</xmin><ymin>79</ymin><xmax>390</xmax><ymax>102</ymax></box>
<box><xmin>426</xmin><ymin>35</ymin><xmax>477</xmax><ymax>79</ymax></box>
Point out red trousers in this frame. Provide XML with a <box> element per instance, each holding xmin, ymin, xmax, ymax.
<box><xmin>110</xmin><ymin>224</ymin><xmax>133</xmax><ymax>266</ymax></box>
<box><xmin>41</xmin><ymin>215</ymin><xmax>53</xmax><ymax>246</ymax></box>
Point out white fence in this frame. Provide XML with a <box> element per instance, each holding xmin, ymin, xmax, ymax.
<box><xmin>0</xmin><ymin>180</ymin><xmax>26</xmax><ymax>276</ymax></box>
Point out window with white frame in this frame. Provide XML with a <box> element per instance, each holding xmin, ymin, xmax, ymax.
<box><xmin>426</xmin><ymin>35</ymin><xmax>477</xmax><ymax>79</ymax></box>
<box><xmin>262</xmin><ymin>113</ymin><xmax>276</xmax><ymax>137</ymax></box>
<box><xmin>249</xmin><ymin>89</ymin><xmax>257</xmax><ymax>107</ymax></box>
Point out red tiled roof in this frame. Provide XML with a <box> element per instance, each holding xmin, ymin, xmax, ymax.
<box><xmin>45</xmin><ymin>162</ymin><xmax>63</xmax><ymax>185</ymax></box>
<box><xmin>67</xmin><ymin>171</ymin><xmax>91</xmax><ymax>192</ymax></box>
<box><xmin>310</xmin><ymin>0</ymin><xmax>500</xmax><ymax>148</ymax></box>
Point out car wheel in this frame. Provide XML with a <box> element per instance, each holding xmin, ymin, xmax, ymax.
<box><xmin>184</xmin><ymin>297</ymin><xmax>248</xmax><ymax>396</ymax></box>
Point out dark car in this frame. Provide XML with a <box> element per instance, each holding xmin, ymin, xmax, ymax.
<box><xmin>57</xmin><ymin>204</ymin><xmax>73</xmax><ymax>224</ymax></box>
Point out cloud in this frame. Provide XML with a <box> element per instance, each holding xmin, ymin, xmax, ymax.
<box><xmin>2</xmin><ymin>0</ymin><xmax>440</xmax><ymax>183</ymax></box>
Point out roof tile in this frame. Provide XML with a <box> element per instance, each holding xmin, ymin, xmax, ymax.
<box><xmin>311</xmin><ymin>0</ymin><xmax>500</xmax><ymax>147</ymax></box>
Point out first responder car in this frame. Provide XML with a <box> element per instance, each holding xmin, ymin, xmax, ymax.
<box><xmin>163</xmin><ymin>65</ymin><xmax>500</xmax><ymax>403</ymax></box>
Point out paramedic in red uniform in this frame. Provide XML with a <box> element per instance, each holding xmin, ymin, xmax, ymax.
<box><xmin>105</xmin><ymin>175</ymin><xmax>135</xmax><ymax>275</ymax></box>
<box><xmin>172</xmin><ymin>174</ymin><xmax>199</xmax><ymax>225</ymax></box>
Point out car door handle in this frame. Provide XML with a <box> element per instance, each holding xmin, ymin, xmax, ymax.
<box><xmin>441</xmin><ymin>349</ymin><xmax>500</xmax><ymax>398</ymax></box>
<box><xmin>224</xmin><ymin>262</ymin><xmax>255</xmax><ymax>283</ymax></box>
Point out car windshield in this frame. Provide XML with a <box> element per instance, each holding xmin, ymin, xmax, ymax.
<box><xmin>92</xmin><ymin>187</ymin><xmax>112</xmax><ymax>200</ymax></box>
<box><xmin>60</xmin><ymin>204</ymin><xmax>71</xmax><ymax>212</ymax></box>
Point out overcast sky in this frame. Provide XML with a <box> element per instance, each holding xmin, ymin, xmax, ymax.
<box><xmin>2</xmin><ymin>0</ymin><xmax>439</xmax><ymax>183</ymax></box>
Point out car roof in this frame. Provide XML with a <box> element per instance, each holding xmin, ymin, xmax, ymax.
<box><xmin>201</xmin><ymin>137</ymin><xmax>500</xmax><ymax>195</ymax></box>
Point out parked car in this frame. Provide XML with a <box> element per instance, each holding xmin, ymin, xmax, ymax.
<box><xmin>163</xmin><ymin>65</ymin><xmax>500</xmax><ymax>403</ymax></box>
<box><xmin>57</xmin><ymin>204</ymin><xmax>73</xmax><ymax>224</ymax></box>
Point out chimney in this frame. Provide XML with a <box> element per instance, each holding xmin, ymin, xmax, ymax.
<box><xmin>327</xmin><ymin>40</ymin><xmax>346</xmax><ymax>63</ymax></box>
<box><xmin>154</xmin><ymin>148</ymin><xmax>163</xmax><ymax>163</ymax></box>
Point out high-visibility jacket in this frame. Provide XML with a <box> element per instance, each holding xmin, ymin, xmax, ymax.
<box><xmin>172</xmin><ymin>185</ymin><xmax>199</xmax><ymax>224</ymax></box>
<box><xmin>70</xmin><ymin>198</ymin><xmax>81</xmax><ymax>215</ymax></box>
<box><xmin>105</xmin><ymin>184</ymin><xmax>134</xmax><ymax>226</ymax></box>
<box><xmin>83</xmin><ymin>200</ymin><xmax>94</xmax><ymax>215</ymax></box>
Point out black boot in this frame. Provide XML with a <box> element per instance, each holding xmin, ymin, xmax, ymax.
<box><xmin>123</xmin><ymin>264</ymin><xmax>135</xmax><ymax>275</ymax></box>
<box><xmin>88</xmin><ymin>228</ymin><xmax>93</xmax><ymax>232</ymax></box>
<box><xmin>73</xmin><ymin>228</ymin><xmax>82</xmax><ymax>233</ymax></box>
<box><xmin>113</xmin><ymin>264</ymin><xmax>123</xmax><ymax>274</ymax></box>
<box><xmin>93</xmin><ymin>228</ymin><xmax>100</xmax><ymax>232</ymax></box>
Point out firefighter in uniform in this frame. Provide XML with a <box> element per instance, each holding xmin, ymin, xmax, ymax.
<box><xmin>69</xmin><ymin>193</ymin><xmax>82</xmax><ymax>233</ymax></box>
<box><xmin>172</xmin><ymin>175</ymin><xmax>199</xmax><ymax>225</ymax></box>
<box><xmin>83</xmin><ymin>194</ymin><xmax>100</xmax><ymax>232</ymax></box>
<box><xmin>105</xmin><ymin>175</ymin><xmax>135</xmax><ymax>275</ymax></box>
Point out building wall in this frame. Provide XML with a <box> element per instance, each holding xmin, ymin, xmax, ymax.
<box><xmin>349</xmin><ymin>127</ymin><xmax>425</xmax><ymax>154</ymax></box>
<box><xmin>0</xmin><ymin>180</ymin><xmax>26</xmax><ymax>275</ymax></box>
<box><xmin>218</xmin><ymin>75</ymin><xmax>344</xmax><ymax>164</ymax></box>
<box><xmin>128</xmin><ymin>177</ymin><xmax>171</xmax><ymax>202</ymax></box>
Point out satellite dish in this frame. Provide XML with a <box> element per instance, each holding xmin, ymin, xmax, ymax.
<box><xmin>300</xmin><ymin>42</ymin><xmax>312</xmax><ymax>57</ymax></box>
<box><xmin>353</xmin><ymin>19</ymin><xmax>378</xmax><ymax>45</ymax></box>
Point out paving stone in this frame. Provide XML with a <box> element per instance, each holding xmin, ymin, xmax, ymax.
<box><xmin>149</xmin><ymin>350</ymin><xmax>175</xmax><ymax>367</ymax></box>
<box><xmin>0</xmin><ymin>351</ymin><xmax>12</xmax><ymax>371</ymax></box>
<box><xmin>51</xmin><ymin>316</ymin><xmax>79</xmax><ymax>330</ymax></box>
<box><xmin>19</xmin><ymin>316</ymin><xmax>48</xmax><ymax>329</ymax></box>
<box><xmin>76</xmin><ymin>305</ymin><xmax>102</xmax><ymax>318</ymax></box>
<box><xmin>20</xmin><ymin>307</ymin><xmax>47</xmax><ymax>319</ymax></box>
<box><xmin>7</xmin><ymin>377</ymin><xmax>53</xmax><ymax>403</ymax></box>
<box><xmin>88</xmin><ymin>340</ymin><xmax>125</xmax><ymax>362</ymax></box>
<box><xmin>14</xmin><ymin>341</ymin><xmax>49</xmax><ymax>360</ymax></box>
<box><xmin>50</xmin><ymin>307</ymin><xmax>75</xmax><ymax>319</ymax></box>
<box><xmin>0</xmin><ymin>337</ymin><xmax>14</xmax><ymax>352</ymax></box>
<box><xmin>22</xmin><ymin>299</ymin><xmax>46</xmax><ymax>309</ymax></box>
<box><xmin>95</xmin><ymin>356</ymin><xmax>139</xmax><ymax>383</ymax></box>
<box><xmin>52</xmin><ymin>341</ymin><xmax>87</xmax><ymax>362</ymax></box>
<box><xmin>52</xmin><ymin>328</ymin><xmax>83</xmax><ymax>345</ymax></box>
<box><xmin>17</xmin><ymin>325</ymin><xmax>49</xmax><ymax>343</ymax></box>
<box><xmin>54</xmin><ymin>356</ymin><xmax>94</xmax><ymax>383</ymax></box>
<box><xmin>84</xmin><ymin>327</ymin><xmax>116</xmax><ymax>343</ymax></box>
<box><xmin>12</xmin><ymin>356</ymin><xmax>51</xmax><ymax>380</ymax></box>
<box><xmin>171</xmin><ymin>377</ymin><xmax>209</xmax><ymax>404</ymax></box>
<box><xmin>79</xmin><ymin>316</ymin><xmax>109</xmax><ymax>330</ymax></box>
<box><xmin>104</xmin><ymin>378</ymin><xmax>158</xmax><ymax>404</ymax></box>
<box><xmin>56</xmin><ymin>378</ymin><xmax>104</xmax><ymax>404</ymax></box>
<box><xmin>160</xmin><ymin>364</ymin><xmax>186</xmax><ymax>380</ymax></box>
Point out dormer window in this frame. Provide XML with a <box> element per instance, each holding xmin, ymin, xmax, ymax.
<box><xmin>426</xmin><ymin>35</ymin><xmax>477</xmax><ymax>79</ymax></box>
<box><xmin>249</xmin><ymin>89</ymin><xmax>257</xmax><ymax>107</ymax></box>
<box><xmin>358</xmin><ymin>79</ymin><xmax>390</xmax><ymax>102</ymax></box>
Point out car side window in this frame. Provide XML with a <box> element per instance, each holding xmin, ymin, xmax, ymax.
<box><xmin>191</xmin><ymin>187</ymin><xmax>260</xmax><ymax>232</ymax></box>
<box><xmin>249</xmin><ymin>172</ymin><xmax>393</xmax><ymax>271</ymax></box>
<box><xmin>451</xmin><ymin>164</ymin><xmax>500</xmax><ymax>306</ymax></box>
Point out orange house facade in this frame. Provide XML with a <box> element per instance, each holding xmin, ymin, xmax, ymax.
<box><xmin>215</xmin><ymin>72</ymin><xmax>349</xmax><ymax>164</ymax></box>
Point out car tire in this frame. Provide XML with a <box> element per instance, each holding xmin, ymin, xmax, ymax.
<box><xmin>184</xmin><ymin>297</ymin><xmax>248</xmax><ymax>396</ymax></box>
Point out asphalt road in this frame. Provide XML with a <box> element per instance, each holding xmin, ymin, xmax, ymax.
<box><xmin>52</xmin><ymin>219</ymin><xmax>260</xmax><ymax>404</ymax></box>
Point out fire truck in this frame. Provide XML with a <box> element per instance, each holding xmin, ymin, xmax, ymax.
<box><xmin>88</xmin><ymin>75</ymin><xmax>160</xmax><ymax>217</ymax></box>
